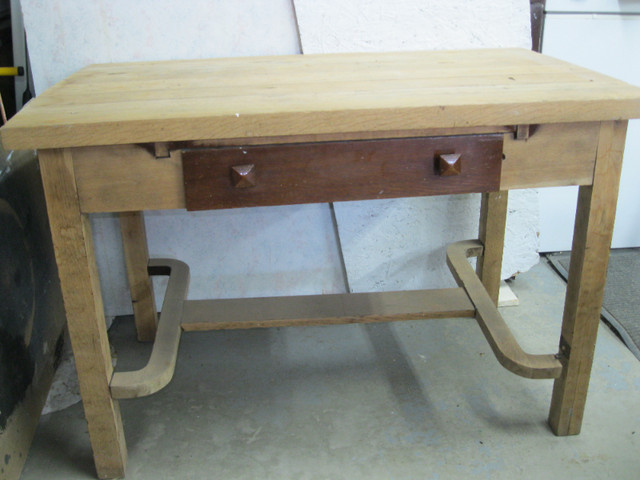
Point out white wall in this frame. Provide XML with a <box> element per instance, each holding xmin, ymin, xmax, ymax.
<box><xmin>19</xmin><ymin>0</ymin><xmax>539</xmax><ymax>315</ymax></box>
<box><xmin>539</xmin><ymin>10</ymin><xmax>640</xmax><ymax>251</ymax></box>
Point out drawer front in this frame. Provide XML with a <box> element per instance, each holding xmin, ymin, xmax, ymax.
<box><xmin>182</xmin><ymin>135</ymin><xmax>503</xmax><ymax>211</ymax></box>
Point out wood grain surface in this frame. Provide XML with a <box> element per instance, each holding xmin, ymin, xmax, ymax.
<box><xmin>3</xmin><ymin>49</ymin><xmax>640</xmax><ymax>150</ymax></box>
<box><xmin>549</xmin><ymin>120</ymin><xmax>629</xmax><ymax>435</ymax></box>
<box><xmin>38</xmin><ymin>149</ymin><xmax>127</xmax><ymax>478</ymax></box>
<box><xmin>70</xmin><ymin>122</ymin><xmax>601</xmax><ymax>214</ymax></box>
<box><xmin>181</xmin><ymin>287</ymin><xmax>475</xmax><ymax>331</ymax></box>
<box><xmin>182</xmin><ymin>135</ymin><xmax>503</xmax><ymax>210</ymax></box>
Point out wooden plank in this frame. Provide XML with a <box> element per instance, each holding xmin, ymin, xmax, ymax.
<box><xmin>181</xmin><ymin>288</ymin><xmax>475</xmax><ymax>331</ymax></box>
<box><xmin>477</xmin><ymin>191</ymin><xmax>509</xmax><ymax>305</ymax></box>
<box><xmin>119</xmin><ymin>211</ymin><xmax>158</xmax><ymax>342</ymax></box>
<box><xmin>3</xmin><ymin>49</ymin><xmax>640</xmax><ymax>149</ymax></box>
<box><xmin>4</xmin><ymin>89</ymin><xmax>636</xmax><ymax>151</ymax></box>
<box><xmin>37</xmin><ymin>149</ymin><xmax>126</xmax><ymax>479</ymax></box>
<box><xmin>40</xmin><ymin>66</ymin><xmax>616</xmax><ymax>98</ymax></box>
<box><xmin>446</xmin><ymin>240</ymin><xmax>562</xmax><ymax>379</ymax></box>
<box><xmin>501</xmin><ymin>122</ymin><xmax>599</xmax><ymax>189</ymax></box>
<box><xmin>548</xmin><ymin>120</ymin><xmax>628</xmax><ymax>436</ymax></box>
<box><xmin>175</xmin><ymin>125</ymin><xmax>513</xmax><ymax>148</ymax></box>
<box><xmin>182</xmin><ymin>135</ymin><xmax>503</xmax><ymax>211</ymax></box>
<box><xmin>110</xmin><ymin>259</ymin><xmax>188</xmax><ymax>399</ymax></box>
<box><xmin>25</xmin><ymin>71</ymin><xmax>623</xmax><ymax>110</ymax></box>
<box><xmin>24</xmin><ymin>53</ymin><xmax>606</xmax><ymax>94</ymax></box>
<box><xmin>74</xmin><ymin>144</ymin><xmax>185</xmax><ymax>213</ymax></box>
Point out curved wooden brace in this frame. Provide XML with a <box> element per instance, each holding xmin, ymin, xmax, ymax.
<box><xmin>446</xmin><ymin>240</ymin><xmax>563</xmax><ymax>379</ymax></box>
<box><xmin>110</xmin><ymin>258</ymin><xmax>190</xmax><ymax>399</ymax></box>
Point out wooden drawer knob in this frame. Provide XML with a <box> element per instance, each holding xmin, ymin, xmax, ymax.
<box><xmin>230</xmin><ymin>164</ymin><xmax>256</xmax><ymax>188</ymax></box>
<box><xmin>438</xmin><ymin>153</ymin><xmax>462</xmax><ymax>176</ymax></box>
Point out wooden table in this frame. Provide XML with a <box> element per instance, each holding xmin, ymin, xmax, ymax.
<box><xmin>2</xmin><ymin>48</ymin><xmax>640</xmax><ymax>478</ymax></box>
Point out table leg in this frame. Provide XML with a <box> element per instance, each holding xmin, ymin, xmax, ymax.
<box><xmin>548</xmin><ymin>120</ymin><xmax>628</xmax><ymax>436</ymax></box>
<box><xmin>477</xmin><ymin>190</ymin><xmax>509</xmax><ymax>305</ymax></box>
<box><xmin>120</xmin><ymin>211</ymin><xmax>158</xmax><ymax>342</ymax></box>
<box><xmin>39</xmin><ymin>149</ymin><xmax>127</xmax><ymax>478</ymax></box>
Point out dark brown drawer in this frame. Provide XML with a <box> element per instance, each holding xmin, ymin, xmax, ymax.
<box><xmin>182</xmin><ymin>135</ymin><xmax>503</xmax><ymax>211</ymax></box>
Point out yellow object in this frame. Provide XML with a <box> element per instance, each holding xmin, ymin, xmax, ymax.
<box><xmin>0</xmin><ymin>66</ymin><xmax>23</xmax><ymax>76</ymax></box>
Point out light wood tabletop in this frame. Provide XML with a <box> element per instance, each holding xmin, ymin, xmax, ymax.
<box><xmin>2</xmin><ymin>48</ymin><xmax>640</xmax><ymax>149</ymax></box>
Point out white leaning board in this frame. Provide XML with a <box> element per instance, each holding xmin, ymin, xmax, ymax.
<box><xmin>546</xmin><ymin>0</ymin><xmax>640</xmax><ymax>13</ymax></box>
<box><xmin>20</xmin><ymin>0</ymin><xmax>351</xmax><ymax>315</ymax></box>
<box><xmin>540</xmin><ymin>13</ymin><xmax>640</xmax><ymax>251</ymax></box>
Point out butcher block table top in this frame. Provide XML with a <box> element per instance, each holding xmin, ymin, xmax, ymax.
<box><xmin>2</xmin><ymin>48</ymin><xmax>640</xmax><ymax>479</ymax></box>
<box><xmin>3</xmin><ymin>47</ymin><xmax>640</xmax><ymax>150</ymax></box>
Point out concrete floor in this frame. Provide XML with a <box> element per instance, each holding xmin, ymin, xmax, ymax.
<box><xmin>21</xmin><ymin>260</ymin><xmax>640</xmax><ymax>479</ymax></box>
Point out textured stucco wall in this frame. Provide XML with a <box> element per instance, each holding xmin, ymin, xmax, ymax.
<box><xmin>19</xmin><ymin>0</ymin><xmax>539</xmax><ymax>315</ymax></box>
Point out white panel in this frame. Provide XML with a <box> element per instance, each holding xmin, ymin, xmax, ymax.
<box><xmin>295</xmin><ymin>0</ymin><xmax>531</xmax><ymax>53</ymax></box>
<box><xmin>21</xmin><ymin>0</ymin><xmax>302</xmax><ymax>93</ymax></box>
<box><xmin>538</xmin><ymin>186</ymin><xmax>579</xmax><ymax>253</ymax></box>
<box><xmin>541</xmin><ymin>14</ymin><xmax>640</xmax><ymax>251</ymax></box>
<box><xmin>294</xmin><ymin>0</ymin><xmax>540</xmax><ymax>289</ymax></box>
<box><xmin>145</xmin><ymin>205</ymin><xmax>347</xmax><ymax>302</ymax></box>
<box><xmin>19</xmin><ymin>1</ymin><xmax>350</xmax><ymax>316</ymax></box>
<box><xmin>546</xmin><ymin>0</ymin><xmax>640</xmax><ymax>13</ymax></box>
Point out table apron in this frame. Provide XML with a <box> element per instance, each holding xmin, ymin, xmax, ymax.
<box><xmin>70</xmin><ymin>122</ymin><xmax>599</xmax><ymax>214</ymax></box>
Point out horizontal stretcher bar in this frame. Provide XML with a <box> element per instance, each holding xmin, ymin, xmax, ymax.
<box><xmin>181</xmin><ymin>288</ymin><xmax>475</xmax><ymax>331</ymax></box>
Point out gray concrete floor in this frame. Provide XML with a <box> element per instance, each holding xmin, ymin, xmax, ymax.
<box><xmin>21</xmin><ymin>260</ymin><xmax>640</xmax><ymax>479</ymax></box>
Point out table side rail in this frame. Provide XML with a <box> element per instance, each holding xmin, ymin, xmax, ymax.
<box><xmin>71</xmin><ymin>122</ymin><xmax>599</xmax><ymax>214</ymax></box>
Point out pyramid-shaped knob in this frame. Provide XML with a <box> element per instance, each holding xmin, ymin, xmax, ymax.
<box><xmin>438</xmin><ymin>153</ymin><xmax>462</xmax><ymax>176</ymax></box>
<box><xmin>230</xmin><ymin>164</ymin><xmax>256</xmax><ymax>188</ymax></box>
